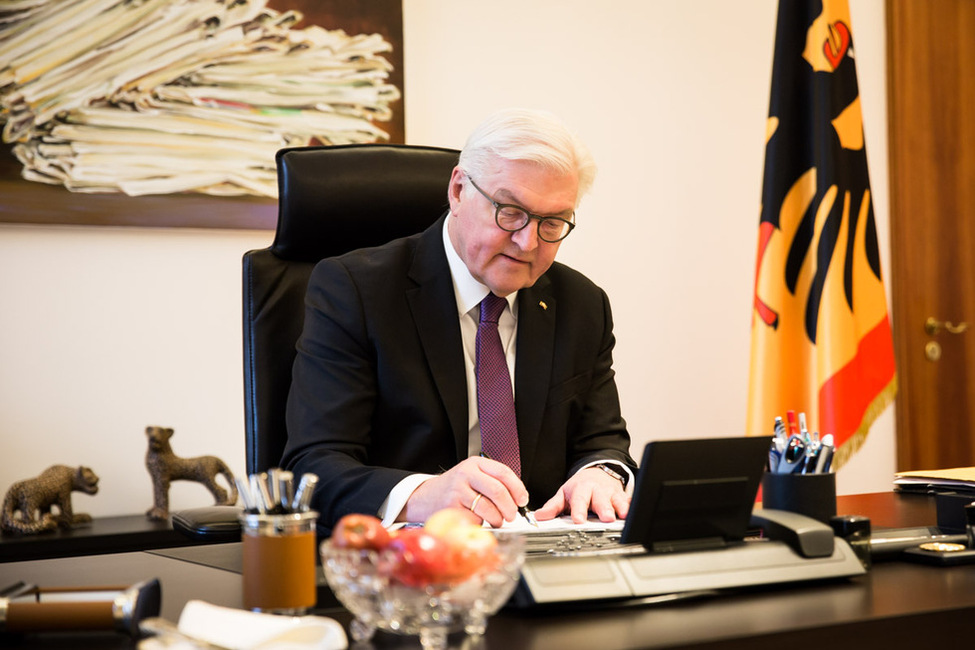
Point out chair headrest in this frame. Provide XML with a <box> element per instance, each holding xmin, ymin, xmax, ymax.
<box><xmin>272</xmin><ymin>144</ymin><xmax>460</xmax><ymax>263</ymax></box>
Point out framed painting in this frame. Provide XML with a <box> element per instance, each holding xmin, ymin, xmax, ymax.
<box><xmin>0</xmin><ymin>0</ymin><xmax>404</xmax><ymax>230</ymax></box>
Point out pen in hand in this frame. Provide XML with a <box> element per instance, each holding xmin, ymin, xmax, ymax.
<box><xmin>517</xmin><ymin>504</ymin><xmax>539</xmax><ymax>527</ymax></box>
<box><xmin>478</xmin><ymin>452</ymin><xmax>538</xmax><ymax>527</ymax></box>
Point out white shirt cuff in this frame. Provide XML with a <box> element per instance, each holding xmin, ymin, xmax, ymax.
<box><xmin>377</xmin><ymin>473</ymin><xmax>436</xmax><ymax>527</ymax></box>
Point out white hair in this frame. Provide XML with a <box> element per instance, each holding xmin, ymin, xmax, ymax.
<box><xmin>458</xmin><ymin>108</ymin><xmax>597</xmax><ymax>203</ymax></box>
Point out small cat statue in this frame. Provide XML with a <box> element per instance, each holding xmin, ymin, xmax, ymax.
<box><xmin>145</xmin><ymin>426</ymin><xmax>238</xmax><ymax>521</ymax></box>
<box><xmin>1</xmin><ymin>465</ymin><xmax>100</xmax><ymax>535</ymax></box>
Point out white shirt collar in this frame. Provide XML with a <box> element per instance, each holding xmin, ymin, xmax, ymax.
<box><xmin>442</xmin><ymin>217</ymin><xmax>518</xmax><ymax>317</ymax></box>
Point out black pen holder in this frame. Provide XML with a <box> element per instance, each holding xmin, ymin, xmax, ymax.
<box><xmin>762</xmin><ymin>471</ymin><xmax>837</xmax><ymax>524</ymax></box>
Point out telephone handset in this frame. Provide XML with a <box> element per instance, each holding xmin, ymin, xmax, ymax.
<box><xmin>750</xmin><ymin>508</ymin><xmax>835</xmax><ymax>558</ymax></box>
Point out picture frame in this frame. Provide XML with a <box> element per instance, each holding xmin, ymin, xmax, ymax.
<box><xmin>0</xmin><ymin>0</ymin><xmax>404</xmax><ymax>230</ymax></box>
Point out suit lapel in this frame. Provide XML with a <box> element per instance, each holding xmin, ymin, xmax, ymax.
<box><xmin>515</xmin><ymin>275</ymin><xmax>555</xmax><ymax>478</ymax></box>
<box><xmin>407</xmin><ymin>217</ymin><xmax>469</xmax><ymax>460</ymax></box>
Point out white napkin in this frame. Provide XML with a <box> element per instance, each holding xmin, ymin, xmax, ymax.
<box><xmin>176</xmin><ymin>600</ymin><xmax>347</xmax><ymax>650</ymax></box>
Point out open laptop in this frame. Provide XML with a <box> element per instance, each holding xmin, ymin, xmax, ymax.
<box><xmin>510</xmin><ymin>435</ymin><xmax>865</xmax><ymax>607</ymax></box>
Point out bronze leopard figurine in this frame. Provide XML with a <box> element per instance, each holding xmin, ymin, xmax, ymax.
<box><xmin>2</xmin><ymin>465</ymin><xmax>99</xmax><ymax>535</ymax></box>
<box><xmin>145</xmin><ymin>426</ymin><xmax>238</xmax><ymax>521</ymax></box>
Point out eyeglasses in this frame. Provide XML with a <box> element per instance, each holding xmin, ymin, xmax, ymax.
<box><xmin>465</xmin><ymin>174</ymin><xmax>576</xmax><ymax>243</ymax></box>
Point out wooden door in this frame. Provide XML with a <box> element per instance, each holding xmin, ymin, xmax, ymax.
<box><xmin>888</xmin><ymin>0</ymin><xmax>975</xmax><ymax>470</ymax></box>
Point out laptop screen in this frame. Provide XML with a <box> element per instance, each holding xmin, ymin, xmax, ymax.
<box><xmin>620</xmin><ymin>436</ymin><xmax>772</xmax><ymax>552</ymax></box>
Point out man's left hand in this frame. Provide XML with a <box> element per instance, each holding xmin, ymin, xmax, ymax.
<box><xmin>532</xmin><ymin>466</ymin><xmax>630</xmax><ymax>524</ymax></box>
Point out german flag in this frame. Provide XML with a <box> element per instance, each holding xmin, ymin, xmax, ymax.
<box><xmin>747</xmin><ymin>0</ymin><xmax>896</xmax><ymax>468</ymax></box>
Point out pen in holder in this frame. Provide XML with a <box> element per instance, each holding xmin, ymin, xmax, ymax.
<box><xmin>237</xmin><ymin>469</ymin><xmax>319</xmax><ymax>615</ymax></box>
<box><xmin>761</xmin><ymin>471</ymin><xmax>837</xmax><ymax>524</ymax></box>
<box><xmin>240</xmin><ymin>510</ymin><xmax>318</xmax><ymax>615</ymax></box>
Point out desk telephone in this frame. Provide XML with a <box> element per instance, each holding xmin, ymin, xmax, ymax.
<box><xmin>510</xmin><ymin>508</ymin><xmax>865</xmax><ymax>608</ymax></box>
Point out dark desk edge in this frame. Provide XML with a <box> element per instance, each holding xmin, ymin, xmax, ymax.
<box><xmin>0</xmin><ymin>514</ymin><xmax>204</xmax><ymax>563</ymax></box>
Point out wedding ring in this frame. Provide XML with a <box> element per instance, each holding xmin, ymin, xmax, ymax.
<box><xmin>470</xmin><ymin>493</ymin><xmax>483</xmax><ymax>512</ymax></box>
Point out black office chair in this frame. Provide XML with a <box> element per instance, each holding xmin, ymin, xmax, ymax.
<box><xmin>242</xmin><ymin>143</ymin><xmax>461</xmax><ymax>474</ymax></box>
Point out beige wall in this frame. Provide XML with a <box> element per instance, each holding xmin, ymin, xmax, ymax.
<box><xmin>0</xmin><ymin>0</ymin><xmax>893</xmax><ymax>518</ymax></box>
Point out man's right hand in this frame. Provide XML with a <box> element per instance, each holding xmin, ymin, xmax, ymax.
<box><xmin>398</xmin><ymin>456</ymin><xmax>529</xmax><ymax>528</ymax></box>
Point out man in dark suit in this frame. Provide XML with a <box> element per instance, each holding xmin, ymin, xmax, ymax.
<box><xmin>283</xmin><ymin>108</ymin><xmax>635</xmax><ymax>534</ymax></box>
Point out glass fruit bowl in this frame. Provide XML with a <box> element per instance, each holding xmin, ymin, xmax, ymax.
<box><xmin>320</xmin><ymin>533</ymin><xmax>524</xmax><ymax>650</ymax></box>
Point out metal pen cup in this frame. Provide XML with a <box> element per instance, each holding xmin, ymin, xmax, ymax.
<box><xmin>761</xmin><ymin>471</ymin><xmax>837</xmax><ymax>524</ymax></box>
<box><xmin>239</xmin><ymin>510</ymin><xmax>318</xmax><ymax>615</ymax></box>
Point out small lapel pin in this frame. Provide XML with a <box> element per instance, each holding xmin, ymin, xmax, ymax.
<box><xmin>539</xmin><ymin>301</ymin><xmax>548</xmax><ymax>310</ymax></box>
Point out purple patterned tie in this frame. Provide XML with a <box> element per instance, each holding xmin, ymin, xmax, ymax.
<box><xmin>476</xmin><ymin>293</ymin><xmax>521</xmax><ymax>476</ymax></box>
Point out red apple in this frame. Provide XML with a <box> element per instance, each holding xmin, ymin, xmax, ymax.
<box><xmin>424</xmin><ymin>507</ymin><xmax>499</xmax><ymax>583</ymax></box>
<box><xmin>423</xmin><ymin>507</ymin><xmax>480</xmax><ymax>537</ymax></box>
<box><xmin>440</xmin><ymin>523</ymin><xmax>499</xmax><ymax>582</ymax></box>
<box><xmin>386</xmin><ymin>528</ymin><xmax>453</xmax><ymax>587</ymax></box>
<box><xmin>331</xmin><ymin>513</ymin><xmax>391</xmax><ymax>551</ymax></box>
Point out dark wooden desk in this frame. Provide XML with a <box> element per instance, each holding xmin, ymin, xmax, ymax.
<box><xmin>1</xmin><ymin>492</ymin><xmax>973</xmax><ymax>649</ymax></box>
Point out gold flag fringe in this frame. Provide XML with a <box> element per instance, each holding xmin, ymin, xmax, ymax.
<box><xmin>833</xmin><ymin>374</ymin><xmax>899</xmax><ymax>470</ymax></box>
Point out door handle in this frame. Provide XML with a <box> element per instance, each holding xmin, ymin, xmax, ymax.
<box><xmin>924</xmin><ymin>317</ymin><xmax>969</xmax><ymax>336</ymax></box>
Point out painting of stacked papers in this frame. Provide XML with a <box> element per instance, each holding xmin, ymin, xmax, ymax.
<box><xmin>0</xmin><ymin>0</ymin><xmax>401</xmax><ymax>198</ymax></box>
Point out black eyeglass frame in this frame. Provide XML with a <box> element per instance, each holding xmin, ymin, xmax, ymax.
<box><xmin>464</xmin><ymin>174</ymin><xmax>576</xmax><ymax>243</ymax></box>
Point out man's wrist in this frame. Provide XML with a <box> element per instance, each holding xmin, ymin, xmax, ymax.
<box><xmin>594</xmin><ymin>462</ymin><xmax>628</xmax><ymax>488</ymax></box>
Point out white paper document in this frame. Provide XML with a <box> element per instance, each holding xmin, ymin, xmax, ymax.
<box><xmin>498</xmin><ymin>514</ymin><xmax>625</xmax><ymax>534</ymax></box>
